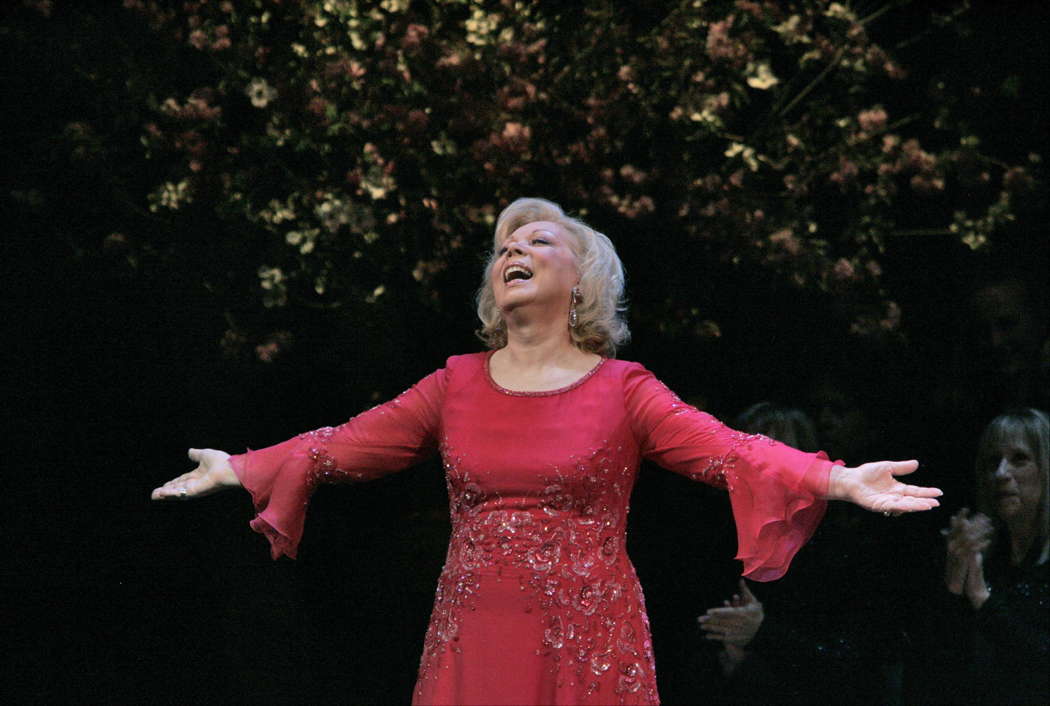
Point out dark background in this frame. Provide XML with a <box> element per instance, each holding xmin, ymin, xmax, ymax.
<box><xmin>6</xmin><ymin>1</ymin><xmax>1048</xmax><ymax>703</ymax></box>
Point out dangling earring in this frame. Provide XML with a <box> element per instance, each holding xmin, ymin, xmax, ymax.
<box><xmin>568</xmin><ymin>286</ymin><xmax>582</xmax><ymax>328</ymax></box>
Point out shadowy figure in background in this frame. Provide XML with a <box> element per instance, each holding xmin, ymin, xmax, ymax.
<box><xmin>738</xmin><ymin>401</ymin><xmax>819</xmax><ymax>452</ymax></box>
<box><xmin>690</xmin><ymin>403</ymin><xmax>817</xmax><ymax>701</ymax></box>
<box><xmin>811</xmin><ymin>376</ymin><xmax>881</xmax><ymax>469</ymax></box>
<box><xmin>929</xmin><ymin>268</ymin><xmax>1050</xmax><ymax>506</ymax></box>
<box><xmin>969</xmin><ymin>277</ymin><xmax>1049</xmax><ymax>409</ymax></box>
<box><xmin>925</xmin><ymin>409</ymin><xmax>1049</xmax><ymax>705</ymax></box>
<box><xmin>689</xmin><ymin>394</ymin><xmax>912</xmax><ymax>704</ymax></box>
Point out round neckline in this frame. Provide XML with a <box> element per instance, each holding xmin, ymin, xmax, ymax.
<box><xmin>484</xmin><ymin>350</ymin><xmax>606</xmax><ymax>397</ymax></box>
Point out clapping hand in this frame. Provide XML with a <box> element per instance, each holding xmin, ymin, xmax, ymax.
<box><xmin>151</xmin><ymin>448</ymin><xmax>240</xmax><ymax>501</ymax></box>
<box><xmin>698</xmin><ymin>579</ymin><xmax>764</xmax><ymax>648</ymax></box>
<box><xmin>943</xmin><ymin>508</ymin><xmax>993</xmax><ymax>609</ymax></box>
<box><xmin>699</xmin><ymin>579</ymin><xmax>764</xmax><ymax>675</ymax></box>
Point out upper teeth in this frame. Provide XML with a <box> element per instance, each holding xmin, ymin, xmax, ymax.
<box><xmin>505</xmin><ymin>265</ymin><xmax>532</xmax><ymax>282</ymax></box>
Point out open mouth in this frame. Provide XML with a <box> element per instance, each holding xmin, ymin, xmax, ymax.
<box><xmin>504</xmin><ymin>264</ymin><xmax>533</xmax><ymax>283</ymax></box>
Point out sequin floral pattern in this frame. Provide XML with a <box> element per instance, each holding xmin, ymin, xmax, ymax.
<box><xmin>414</xmin><ymin>436</ymin><xmax>659</xmax><ymax>703</ymax></box>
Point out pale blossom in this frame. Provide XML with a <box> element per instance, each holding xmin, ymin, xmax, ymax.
<box><xmin>246</xmin><ymin>77</ymin><xmax>278</xmax><ymax>108</ymax></box>
<box><xmin>746</xmin><ymin>62</ymin><xmax>779</xmax><ymax>90</ymax></box>
<box><xmin>402</xmin><ymin>23</ymin><xmax>429</xmax><ymax>51</ymax></box>
<box><xmin>829</xmin><ymin>158</ymin><xmax>859</xmax><ymax>185</ymax></box>
<box><xmin>825</xmin><ymin>3</ymin><xmax>855</xmax><ymax>21</ymax></box>
<box><xmin>150</xmin><ymin>180</ymin><xmax>192</xmax><ymax>211</ymax></box>
<box><xmin>910</xmin><ymin>173</ymin><xmax>945</xmax><ymax>193</ymax></box>
<box><xmin>857</xmin><ymin>107</ymin><xmax>888</xmax><ymax>133</ymax></box>
<box><xmin>619</xmin><ymin>164</ymin><xmax>647</xmax><ymax>184</ymax></box>
<box><xmin>773</xmin><ymin>15</ymin><xmax>810</xmax><ymax>44</ymax></box>
<box><xmin>255</xmin><ymin>342</ymin><xmax>280</xmax><ymax>362</ymax></box>
<box><xmin>189</xmin><ymin>29</ymin><xmax>208</xmax><ymax>50</ymax></box>
<box><xmin>465</xmin><ymin>7</ymin><xmax>501</xmax><ymax>46</ymax></box>
<box><xmin>724</xmin><ymin>142</ymin><xmax>759</xmax><ymax>171</ymax></box>
<box><xmin>883</xmin><ymin>61</ymin><xmax>907</xmax><ymax>80</ymax></box>
<box><xmin>769</xmin><ymin>228</ymin><xmax>801</xmax><ymax>255</ymax></box>
<box><xmin>831</xmin><ymin>258</ymin><xmax>856</xmax><ymax>281</ymax></box>
<box><xmin>706</xmin><ymin>18</ymin><xmax>745</xmax><ymax>61</ymax></box>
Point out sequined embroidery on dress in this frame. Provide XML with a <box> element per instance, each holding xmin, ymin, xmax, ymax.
<box><xmin>484</xmin><ymin>350</ymin><xmax>607</xmax><ymax>397</ymax></box>
<box><xmin>413</xmin><ymin>437</ymin><xmax>658</xmax><ymax>703</ymax></box>
<box><xmin>652</xmin><ymin>379</ymin><xmax>775</xmax><ymax>492</ymax></box>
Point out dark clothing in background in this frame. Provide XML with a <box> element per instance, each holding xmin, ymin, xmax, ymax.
<box><xmin>972</xmin><ymin>554</ymin><xmax>1049</xmax><ymax>705</ymax></box>
<box><xmin>667</xmin><ymin>504</ymin><xmax>910</xmax><ymax>705</ymax></box>
<box><xmin>911</xmin><ymin>548</ymin><xmax>1048</xmax><ymax>706</ymax></box>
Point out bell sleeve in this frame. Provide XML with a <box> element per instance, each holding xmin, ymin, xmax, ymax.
<box><xmin>228</xmin><ymin>366</ymin><xmax>447</xmax><ymax>560</ymax></box>
<box><xmin>624</xmin><ymin>363</ymin><xmax>833</xmax><ymax>581</ymax></box>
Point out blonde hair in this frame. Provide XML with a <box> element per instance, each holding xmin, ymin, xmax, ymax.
<box><xmin>975</xmin><ymin>408</ymin><xmax>1050</xmax><ymax>563</ymax></box>
<box><xmin>475</xmin><ymin>198</ymin><xmax>630</xmax><ymax>357</ymax></box>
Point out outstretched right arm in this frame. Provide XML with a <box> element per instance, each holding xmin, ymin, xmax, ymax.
<box><xmin>150</xmin><ymin>365</ymin><xmax>448</xmax><ymax>558</ymax></box>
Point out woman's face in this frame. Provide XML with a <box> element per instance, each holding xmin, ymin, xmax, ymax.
<box><xmin>990</xmin><ymin>435</ymin><xmax>1043</xmax><ymax>522</ymax></box>
<box><xmin>490</xmin><ymin>220</ymin><xmax>579</xmax><ymax>316</ymax></box>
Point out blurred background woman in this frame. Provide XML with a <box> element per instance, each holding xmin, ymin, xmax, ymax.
<box><xmin>943</xmin><ymin>408</ymin><xmax>1049</xmax><ymax>704</ymax></box>
<box><xmin>693</xmin><ymin>401</ymin><xmax>909</xmax><ymax>705</ymax></box>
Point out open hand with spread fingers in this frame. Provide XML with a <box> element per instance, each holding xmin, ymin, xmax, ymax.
<box><xmin>151</xmin><ymin>448</ymin><xmax>241</xmax><ymax>501</ymax></box>
<box><xmin>829</xmin><ymin>460</ymin><xmax>942</xmax><ymax>515</ymax></box>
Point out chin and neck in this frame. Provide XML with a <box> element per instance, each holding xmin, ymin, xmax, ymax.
<box><xmin>500</xmin><ymin>305</ymin><xmax>578</xmax><ymax>360</ymax></box>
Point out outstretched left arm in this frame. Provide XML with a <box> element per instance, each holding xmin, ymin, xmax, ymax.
<box><xmin>827</xmin><ymin>459</ymin><xmax>942</xmax><ymax>515</ymax></box>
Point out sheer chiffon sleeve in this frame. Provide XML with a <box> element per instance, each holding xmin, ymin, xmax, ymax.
<box><xmin>228</xmin><ymin>366</ymin><xmax>447</xmax><ymax>560</ymax></box>
<box><xmin>623</xmin><ymin>363</ymin><xmax>832</xmax><ymax>581</ymax></box>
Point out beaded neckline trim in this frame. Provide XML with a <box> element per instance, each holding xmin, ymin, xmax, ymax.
<box><xmin>484</xmin><ymin>350</ymin><xmax>607</xmax><ymax>397</ymax></box>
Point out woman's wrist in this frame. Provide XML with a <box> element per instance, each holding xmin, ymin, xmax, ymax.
<box><xmin>970</xmin><ymin>588</ymin><xmax>990</xmax><ymax>610</ymax></box>
<box><xmin>969</xmin><ymin>579</ymin><xmax>991</xmax><ymax>610</ymax></box>
<box><xmin>719</xmin><ymin>645</ymin><xmax>748</xmax><ymax>677</ymax></box>
<box><xmin>724</xmin><ymin>644</ymin><xmax>748</xmax><ymax>663</ymax></box>
<box><xmin>826</xmin><ymin>465</ymin><xmax>853</xmax><ymax>502</ymax></box>
<box><xmin>216</xmin><ymin>453</ymin><xmax>242</xmax><ymax>488</ymax></box>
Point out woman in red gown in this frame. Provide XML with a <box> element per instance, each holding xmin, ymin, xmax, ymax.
<box><xmin>152</xmin><ymin>198</ymin><xmax>942</xmax><ymax>705</ymax></box>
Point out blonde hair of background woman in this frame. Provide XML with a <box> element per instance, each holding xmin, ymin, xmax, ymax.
<box><xmin>476</xmin><ymin>198</ymin><xmax>630</xmax><ymax>357</ymax></box>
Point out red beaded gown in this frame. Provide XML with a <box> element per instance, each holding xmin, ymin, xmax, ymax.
<box><xmin>229</xmin><ymin>352</ymin><xmax>832</xmax><ymax>705</ymax></box>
